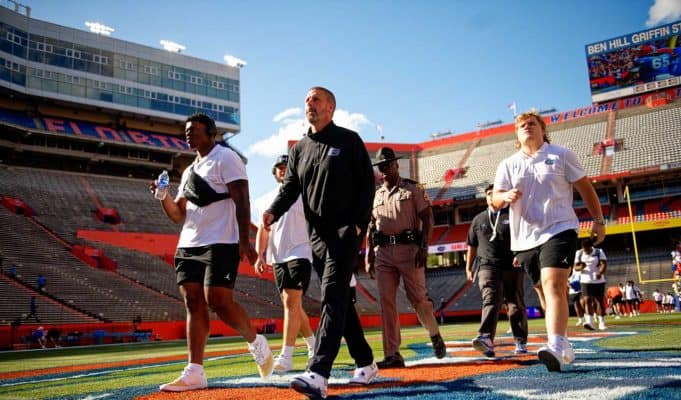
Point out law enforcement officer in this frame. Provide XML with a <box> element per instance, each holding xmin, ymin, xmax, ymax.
<box><xmin>466</xmin><ymin>184</ymin><xmax>528</xmax><ymax>358</ymax></box>
<box><xmin>365</xmin><ymin>146</ymin><xmax>446</xmax><ymax>369</ymax></box>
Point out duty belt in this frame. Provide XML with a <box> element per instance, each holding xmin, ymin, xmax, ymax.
<box><xmin>373</xmin><ymin>230</ymin><xmax>420</xmax><ymax>246</ymax></box>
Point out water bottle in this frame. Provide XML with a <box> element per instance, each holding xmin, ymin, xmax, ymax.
<box><xmin>155</xmin><ymin>170</ymin><xmax>169</xmax><ymax>200</ymax></box>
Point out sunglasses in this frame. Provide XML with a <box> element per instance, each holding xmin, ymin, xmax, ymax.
<box><xmin>377</xmin><ymin>162</ymin><xmax>392</xmax><ymax>172</ymax></box>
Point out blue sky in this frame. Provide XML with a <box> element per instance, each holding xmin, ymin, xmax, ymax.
<box><xmin>25</xmin><ymin>0</ymin><xmax>681</xmax><ymax>221</ymax></box>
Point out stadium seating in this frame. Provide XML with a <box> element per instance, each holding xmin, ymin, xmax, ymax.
<box><xmin>85</xmin><ymin>175</ymin><xmax>179</xmax><ymax>234</ymax></box>
<box><xmin>0</xmin><ymin>276</ymin><xmax>95</xmax><ymax>325</ymax></box>
<box><xmin>0</xmin><ymin>207</ymin><xmax>186</xmax><ymax>322</ymax></box>
<box><xmin>418</xmin><ymin>147</ymin><xmax>469</xmax><ymax>187</ymax></box>
<box><xmin>549</xmin><ymin>119</ymin><xmax>606</xmax><ymax>177</ymax></box>
<box><xmin>611</xmin><ymin>101</ymin><xmax>681</xmax><ymax>173</ymax></box>
<box><xmin>446</xmin><ymin>135</ymin><xmax>517</xmax><ymax>200</ymax></box>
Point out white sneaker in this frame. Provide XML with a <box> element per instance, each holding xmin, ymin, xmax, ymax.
<box><xmin>290</xmin><ymin>370</ymin><xmax>328</xmax><ymax>399</ymax></box>
<box><xmin>159</xmin><ymin>365</ymin><xmax>208</xmax><ymax>392</ymax></box>
<box><xmin>575</xmin><ymin>318</ymin><xmax>583</xmax><ymax>326</ymax></box>
<box><xmin>273</xmin><ymin>355</ymin><xmax>293</xmax><ymax>373</ymax></box>
<box><xmin>537</xmin><ymin>342</ymin><xmax>574</xmax><ymax>372</ymax></box>
<box><xmin>598</xmin><ymin>321</ymin><xmax>607</xmax><ymax>330</ymax></box>
<box><xmin>562</xmin><ymin>341</ymin><xmax>575</xmax><ymax>364</ymax></box>
<box><xmin>615</xmin><ymin>315</ymin><xmax>621</xmax><ymax>320</ymax></box>
<box><xmin>472</xmin><ymin>335</ymin><xmax>495</xmax><ymax>357</ymax></box>
<box><xmin>349</xmin><ymin>361</ymin><xmax>378</xmax><ymax>384</ymax></box>
<box><xmin>248</xmin><ymin>334</ymin><xmax>274</xmax><ymax>378</ymax></box>
<box><xmin>513</xmin><ymin>343</ymin><xmax>528</xmax><ymax>354</ymax></box>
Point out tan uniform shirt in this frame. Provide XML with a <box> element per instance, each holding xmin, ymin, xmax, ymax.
<box><xmin>372</xmin><ymin>177</ymin><xmax>430</xmax><ymax>235</ymax></box>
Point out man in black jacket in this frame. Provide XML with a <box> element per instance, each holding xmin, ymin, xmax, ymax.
<box><xmin>263</xmin><ymin>87</ymin><xmax>377</xmax><ymax>399</ymax></box>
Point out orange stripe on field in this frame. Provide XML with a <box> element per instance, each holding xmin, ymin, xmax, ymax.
<box><xmin>137</xmin><ymin>357</ymin><xmax>534</xmax><ymax>400</ymax></box>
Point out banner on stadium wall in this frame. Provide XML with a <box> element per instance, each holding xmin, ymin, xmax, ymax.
<box><xmin>41</xmin><ymin>117</ymin><xmax>190</xmax><ymax>152</ymax></box>
<box><xmin>578</xmin><ymin>217</ymin><xmax>681</xmax><ymax>237</ymax></box>
<box><xmin>428</xmin><ymin>241</ymin><xmax>468</xmax><ymax>254</ymax></box>
<box><xmin>547</xmin><ymin>86</ymin><xmax>681</xmax><ymax>124</ymax></box>
<box><xmin>585</xmin><ymin>20</ymin><xmax>681</xmax><ymax>103</ymax></box>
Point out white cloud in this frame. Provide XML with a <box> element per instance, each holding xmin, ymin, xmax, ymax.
<box><xmin>273</xmin><ymin>107</ymin><xmax>302</xmax><ymax>123</ymax></box>
<box><xmin>646</xmin><ymin>0</ymin><xmax>681</xmax><ymax>27</ymax></box>
<box><xmin>251</xmin><ymin>186</ymin><xmax>280</xmax><ymax>225</ymax></box>
<box><xmin>224</xmin><ymin>54</ymin><xmax>247</xmax><ymax>68</ymax></box>
<box><xmin>246</xmin><ymin>108</ymin><xmax>377</xmax><ymax>157</ymax></box>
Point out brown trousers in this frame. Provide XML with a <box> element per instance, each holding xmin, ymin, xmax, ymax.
<box><xmin>376</xmin><ymin>244</ymin><xmax>439</xmax><ymax>357</ymax></box>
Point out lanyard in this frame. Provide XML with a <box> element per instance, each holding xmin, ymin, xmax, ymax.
<box><xmin>488</xmin><ymin>209</ymin><xmax>501</xmax><ymax>242</ymax></box>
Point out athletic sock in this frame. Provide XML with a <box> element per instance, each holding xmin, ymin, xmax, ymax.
<box><xmin>598</xmin><ymin>315</ymin><xmax>605</xmax><ymax>324</ymax></box>
<box><xmin>304</xmin><ymin>335</ymin><xmax>316</xmax><ymax>351</ymax></box>
<box><xmin>186</xmin><ymin>363</ymin><xmax>204</xmax><ymax>373</ymax></box>
<box><xmin>280</xmin><ymin>345</ymin><xmax>294</xmax><ymax>359</ymax></box>
<box><xmin>584</xmin><ymin>314</ymin><xmax>594</xmax><ymax>326</ymax></box>
<box><xmin>548</xmin><ymin>335</ymin><xmax>568</xmax><ymax>349</ymax></box>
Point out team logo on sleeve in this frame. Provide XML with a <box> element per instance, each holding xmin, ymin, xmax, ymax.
<box><xmin>328</xmin><ymin>147</ymin><xmax>341</xmax><ymax>156</ymax></box>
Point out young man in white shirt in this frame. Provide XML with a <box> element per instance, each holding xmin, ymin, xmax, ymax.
<box><xmin>574</xmin><ymin>238</ymin><xmax>608</xmax><ymax>330</ymax></box>
<box><xmin>493</xmin><ymin>110</ymin><xmax>605</xmax><ymax>372</ymax></box>
<box><xmin>152</xmin><ymin>113</ymin><xmax>273</xmax><ymax>391</ymax></box>
<box><xmin>256</xmin><ymin>155</ymin><xmax>316</xmax><ymax>373</ymax></box>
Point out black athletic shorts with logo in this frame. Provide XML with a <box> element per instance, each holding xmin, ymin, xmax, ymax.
<box><xmin>514</xmin><ymin>229</ymin><xmax>577</xmax><ymax>287</ymax></box>
<box><xmin>582</xmin><ymin>282</ymin><xmax>605</xmax><ymax>298</ymax></box>
<box><xmin>273</xmin><ymin>258</ymin><xmax>312</xmax><ymax>293</ymax></box>
<box><xmin>175</xmin><ymin>243</ymin><xmax>239</xmax><ymax>288</ymax></box>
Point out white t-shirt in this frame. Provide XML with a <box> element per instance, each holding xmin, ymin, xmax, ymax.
<box><xmin>653</xmin><ymin>291</ymin><xmax>663</xmax><ymax>302</ymax></box>
<box><xmin>494</xmin><ymin>143</ymin><xmax>585</xmax><ymax>251</ymax></box>
<box><xmin>176</xmin><ymin>145</ymin><xmax>248</xmax><ymax>248</ymax></box>
<box><xmin>575</xmin><ymin>247</ymin><xmax>607</xmax><ymax>284</ymax></box>
<box><xmin>663</xmin><ymin>294</ymin><xmax>673</xmax><ymax>305</ymax></box>
<box><xmin>623</xmin><ymin>284</ymin><xmax>640</xmax><ymax>300</ymax></box>
<box><xmin>267</xmin><ymin>194</ymin><xmax>312</xmax><ymax>264</ymax></box>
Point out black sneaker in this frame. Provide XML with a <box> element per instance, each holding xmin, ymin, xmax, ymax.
<box><xmin>376</xmin><ymin>353</ymin><xmax>405</xmax><ymax>369</ymax></box>
<box><xmin>431</xmin><ymin>333</ymin><xmax>447</xmax><ymax>358</ymax></box>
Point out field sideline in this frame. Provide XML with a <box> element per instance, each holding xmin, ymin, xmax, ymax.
<box><xmin>0</xmin><ymin>313</ymin><xmax>680</xmax><ymax>399</ymax></box>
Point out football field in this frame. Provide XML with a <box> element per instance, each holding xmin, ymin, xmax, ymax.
<box><xmin>0</xmin><ymin>313</ymin><xmax>680</xmax><ymax>400</ymax></box>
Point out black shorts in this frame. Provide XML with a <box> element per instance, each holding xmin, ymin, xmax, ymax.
<box><xmin>656</xmin><ymin>300</ymin><xmax>663</xmax><ymax>306</ymax></box>
<box><xmin>514</xmin><ymin>229</ymin><xmax>577</xmax><ymax>287</ymax></box>
<box><xmin>174</xmin><ymin>243</ymin><xmax>239</xmax><ymax>288</ymax></box>
<box><xmin>612</xmin><ymin>295</ymin><xmax>623</xmax><ymax>304</ymax></box>
<box><xmin>273</xmin><ymin>258</ymin><xmax>312</xmax><ymax>293</ymax></box>
<box><xmin>569</xmin><ymin>292</ymin><xmax>581</xmax><ymax>303</ymax></box>
<box><xmin>582</xmin><ymin>282</ymin><xmax>605</xmax><ymax>298</ymax></box>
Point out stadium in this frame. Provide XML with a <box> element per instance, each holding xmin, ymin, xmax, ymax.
<box><xmin>0</xmin><ymin>2</ymin><xmax>680</xmax><ymax>399</ymax></box>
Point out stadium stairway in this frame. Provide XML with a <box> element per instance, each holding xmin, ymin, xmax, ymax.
<box><xmin>0</xmin><ymin>274</ymin><xmax>98</xmax><ymax>325</ymax></box>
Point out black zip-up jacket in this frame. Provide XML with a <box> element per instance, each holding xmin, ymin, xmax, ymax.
<box><xmin>267</xmin><ymin>121</ymin><xmax>375</xmax><ymax>237</ymax></box>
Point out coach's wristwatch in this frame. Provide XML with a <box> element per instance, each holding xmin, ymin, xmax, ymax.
<box><xmin>593</xmin><ymin>218</ymin><xmax>606</xmax><ymax>226</ymax></box>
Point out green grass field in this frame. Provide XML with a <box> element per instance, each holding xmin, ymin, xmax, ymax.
<box><xmin>0</xmin><ymin>313</ymin><xmax>679</xmax><ymax>400</ymax></box>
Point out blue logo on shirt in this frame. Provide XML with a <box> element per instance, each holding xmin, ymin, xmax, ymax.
<box><xmin>545</xmin><ymin>159</ymin><xmax>555</xmax><ymax>165</ymax></box>
<box><xmin>328</xmin><ymin>147</ymin><xmax>340</xmax><ymax>156</ymax></box>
